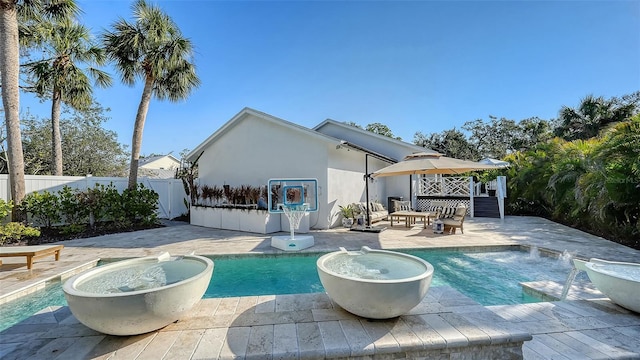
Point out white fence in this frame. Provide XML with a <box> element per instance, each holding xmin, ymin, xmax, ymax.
<box><xmin>0</xmin><ymin>175</ymin><xmax>188</xmax><ymax>219</ymax></box>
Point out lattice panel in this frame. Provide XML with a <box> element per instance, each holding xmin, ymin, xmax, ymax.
<box><xmin>419</xmin><ymin>177</ymin><xmax>470</xmax><ymax>196</ymax></box>
<box><xmin>442</xmin><ymin>177</ymin><xmax>470</xmax><ymax>196</ymax></box>
<box><xmin>417</xmin><ymin>198</ymin><xmax>470</xmax><ymax>215</ymax></box>
<box><xmin>419</xmin><ymin>177</ymin><xmax>442</xmax><ymax>196</ymax></box>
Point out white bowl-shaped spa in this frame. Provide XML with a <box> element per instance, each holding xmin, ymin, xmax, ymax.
<box><xmin>317</xmin><ymin>246</ymin><xmax>434</xmax><ymax>319</ymax></box>
<box><xmin>63</xmin><ymin>253</ymin><xmax>214</xmax><ymax>336</ymax></box>
<box><xmin>574</xmin><ymin>258</ymin><xmax>640</xmax><ymax>313</ymax></box>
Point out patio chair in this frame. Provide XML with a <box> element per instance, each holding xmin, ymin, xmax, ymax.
<box><xmin>440</xmin><ymin>205</ymin><xmax>467</xmax><ymax>234</ymax></box>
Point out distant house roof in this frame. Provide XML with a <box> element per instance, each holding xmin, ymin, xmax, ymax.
<box><xmin>138</xmin><ymin>154</ymin><xmax>180</xmax><ymax>168</ymax></box>
<box><xmin>132</xmin><ymin>154</ymin><xmax>181</xmax><ymax>179</ymax></box>
<box><xmin>479</xmin><ymin>158</ymin><xmax>510</xmax><ymax>167</ymax></box>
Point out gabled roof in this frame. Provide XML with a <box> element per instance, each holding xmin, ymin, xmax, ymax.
<box><xmin>313</xmin><ymin>119</ymin><xmax>433</xmax><ymax>154</ymax></box>
<box><xmin>186</xmin><ymin>107</ymin><xmax>340</xmax><ymax>162</ymax></box>
<box><xmin>138</xmin><ymin>154</ymin><xmax>180</xmax><ymax>167</ymax></box>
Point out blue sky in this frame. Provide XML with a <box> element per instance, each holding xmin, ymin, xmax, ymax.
<box><xmin>20</xmin><ymin>0</ymin><xmax>640</xmax><ymax>157</ymax></box>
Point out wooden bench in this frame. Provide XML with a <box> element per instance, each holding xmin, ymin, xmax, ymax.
<box><xmin>0</xmin><ymin>245</ymin><xmax>64</xmax><ymax>269</ymax></box>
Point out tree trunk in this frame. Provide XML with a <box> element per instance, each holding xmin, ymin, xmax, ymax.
<box><xmin>0</xmin><ymin>2</ymin><xmax>27</xmax><ymax>221</ymax></box>
<box><xmin>51</xmin><ymin>87</ymin><xmax>63</xmax><ymax>175</ymax></box>
<box><xmin>128</xmin><ymin>76</ymin><xmax>154</xmax><ymax>190</ymax></box>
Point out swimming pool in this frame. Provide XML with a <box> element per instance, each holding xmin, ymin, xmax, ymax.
<box><xmin>0</xmin><ymin>247</ymin><xmax>583</xmax><ymax>332</ymax></box>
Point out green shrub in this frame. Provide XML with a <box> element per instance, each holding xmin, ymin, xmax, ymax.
<box><xmin>100</xmin><ymin>183</ymin><xmax>128</xmax><ymax>227</ymax></box>
<box><xmin>122</xmin><ymin>183</ymin><xmax>159</xmax><ymax>226</ymax></box>
<box><xmin>19</xmin><ymin>191</ymin><xmax>61</xmax><ymax>228</ymax></box>
<box><xmin>0</xmin><ymin>222</ymin><xmax>41</xmax><ymax>245</ymax></box>
<box><xmin>77</xmin><ymin>184</ymin><xmax>107</xmax><ymax>228</ymax></box>
<box><xmin>58</xmin><ymin>186</ymin><xmax>89</xmax><ymax>225</ymax></box>
<box><xmin>0</xmin><ymin>199</ymin><xmax>13</xmax><ymax>221</ymax></box>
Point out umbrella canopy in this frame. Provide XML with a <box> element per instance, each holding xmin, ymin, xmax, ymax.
<box><xmin>371</xmin><ymin>152</ymin><xmax>499</xmax><ymax>177</ymax></box>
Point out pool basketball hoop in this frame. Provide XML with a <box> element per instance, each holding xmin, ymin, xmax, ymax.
<box><xmin>268</xmin><ymin>179</ymin><xmax>317</xmax><ymax>251</ymax></box>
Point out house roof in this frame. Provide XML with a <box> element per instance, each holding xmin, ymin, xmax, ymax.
<box><xmin>313</xmin><ymin>119</ymin><xmax>434</xmax><ymax>154</ymax></box>
<box><xmin>186</xmin><ymin>108</ymin><xmax>436</xmax><ymax>165</ymax></box>
<box><xmin>185</xmin><ymin>107</ymin><xmax>340</xmax><ymax>162</ymax></box>
<box><xmin>337</xmin><ymin>141</ymin><xmax>398</xmax><ymax>164</ymax></box>
<box><xmin>138</xmin><ymin>154</ymin><xmax>180</xmax><ymax>167</ymax></box>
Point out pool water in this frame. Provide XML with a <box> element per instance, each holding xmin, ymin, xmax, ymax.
<box><xmin>204</xmin><ymin>249</ymin><xmax>583</xmax><ymax>304</ymax></box>
<box><xmin>0</xmin><ymin>248</ymin><xmax>585</xmax><ymax>332</ymax></box>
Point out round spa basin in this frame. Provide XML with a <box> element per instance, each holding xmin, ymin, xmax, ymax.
<box><xmin>317</xmin><ymin>246</ymin><xmax>434</xmax><ymax>319</ymax></box>
<box><xmin>577</xmin><ymin>258</ymin><xmax>640</xmax><ymax>313</ymax></box>
<box><xmin>63</xmin><ymin>253</ymin><xmax>213</xmax><ymax>336</ymax></box>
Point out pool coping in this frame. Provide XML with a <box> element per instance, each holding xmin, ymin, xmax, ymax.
<box><xmin>0</xmin><ymin>260</ymin><xmax>99</xmax><ymax>306</ymax></box>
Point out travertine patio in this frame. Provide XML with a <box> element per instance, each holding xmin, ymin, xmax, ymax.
<box><xmin>1</xmin><ymin>216</ymin><xmax>639</xmax><ymax>359</ymax></box>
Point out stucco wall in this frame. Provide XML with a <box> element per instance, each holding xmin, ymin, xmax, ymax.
<box><xmin>197</xmin><ymin>114</ymin><xmax>331</xmax><ymax>228</ymax></box>
<box><xmin>327</xmin><ymin>147</ymin><xmax>407</xmax><ymax>226</ymax></box>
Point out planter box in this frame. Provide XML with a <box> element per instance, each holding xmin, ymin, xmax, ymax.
<box><xmin>220</xmin><ymin>208</ymin><xmax>241</xmax><ymax>231</ymax></box>
<box><xmin>243</xmin><ymin>211</ymin><xmax>281</xmax><ymax>234</ymax></box>
<box><xmin>190</xmin><ymin>206</ymin><xmax>205</xmax><ymax>227</ymax></box>
<box><xmin>191</xmin><ymin>206</ymin><xmax>280</xmax><ymax>234</ymax></box>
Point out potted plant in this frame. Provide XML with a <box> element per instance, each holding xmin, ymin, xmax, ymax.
<box><xmin>339</xmin><ymin>204</ymin><xmax>355</xmax><ymax>228</ymax></box>
<box><xmin>479</xmin><ymin>170</ymin><xmax>500</xmax><ymax>196</ymax></box>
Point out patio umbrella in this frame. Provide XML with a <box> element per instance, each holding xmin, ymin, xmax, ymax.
<box><xmin>371</xmin><ymin>152</ymin><xmax>499</xmax><ymax>177</ymax></box>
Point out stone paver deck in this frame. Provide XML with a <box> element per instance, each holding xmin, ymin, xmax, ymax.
<box><xmin>1</xmin><ymin>216</ymin><xmax>639</xmax><ymax>359</ymax></box>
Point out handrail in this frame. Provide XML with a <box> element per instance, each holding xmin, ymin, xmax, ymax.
<box><xmin>496</xmin><ymin>176</ymin><xmax>506</xmax><ymax>220</ymax></box>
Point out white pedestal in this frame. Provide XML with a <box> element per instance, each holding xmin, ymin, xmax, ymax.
<box><xmin>271</xmin><ymin>235</ymin><xmax>314</xmax><ymax>251</ymax></box>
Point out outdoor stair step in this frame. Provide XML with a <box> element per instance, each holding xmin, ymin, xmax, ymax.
<box><xmin>473</xmin><ymin>197</ymin><xmax>501</xmax><ymax>218</ymax></box>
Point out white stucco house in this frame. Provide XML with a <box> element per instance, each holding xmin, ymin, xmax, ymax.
<box><xmin>186</xmin><ymin>107</ymin><xmax>435</xmax><ymax>230</ymax></box>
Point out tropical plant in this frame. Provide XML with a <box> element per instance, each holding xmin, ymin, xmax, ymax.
<box><xmin>1</xmin><ymin>0</ymin><xmax>78</xmax><ymax>220</ymax></box>
<box><xmin>339</xmin><ymin>204</ymin><xmax>355</xmax><ymax>219</ymax></box>
<box><xmin>102</xmin><ymin>0</ymin><xmax>200</xmax><ymax>190</ymax></box>
<box><xmin>505</xmin><ymin>115</ymin><xmax>640</xmax><ymax>249</ymax></box>
<box><xmin>554</xmin><ymin>94</ymin><xmax>638</xmax><ymax>141</ymax></box>
<box><xmin>200</xmin><ymin>184</ymin><xmax>214</xmax><ymax>206</ymax></box>
<box><xmin>23</xmin><ymin>18</ymin><xmax>112</xmax><ymax>175</ymax></box>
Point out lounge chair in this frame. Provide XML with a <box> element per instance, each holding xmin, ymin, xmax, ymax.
<box><xmin>440</xmin><ymin>205</ymin><xmax>467</xmax><ymax>234</ymax></box>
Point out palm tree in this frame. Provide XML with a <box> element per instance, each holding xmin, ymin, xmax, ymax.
<box><xmin>0</xmin><ymin>0</ymin><xmax>77</xmax><ymax>220</ymax></box>
<box><xmin>24</xmin><ymin>18</ymin><xmax>112</xmax><ymax>175</ymax></box>
<box><xmin>102</xmin><ymin>0</ymin><xmax>200</xmax><ymax>190</ymax></box>
<box><xmin>555</xmin><ymin>95</ymin><xmax>634</xmax><ymax>141</ymax></box>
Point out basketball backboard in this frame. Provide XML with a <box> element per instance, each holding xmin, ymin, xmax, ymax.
<box><xmin>268</xmin><ymin>179</ymin><xmax>318</xmax><ymax>213</ymax></box>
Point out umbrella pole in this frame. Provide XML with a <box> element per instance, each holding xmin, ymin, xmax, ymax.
<box><xmin>365</xmin><ymin>154</ymin><xmax>371</xmax><ymax>227</ymax></box>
